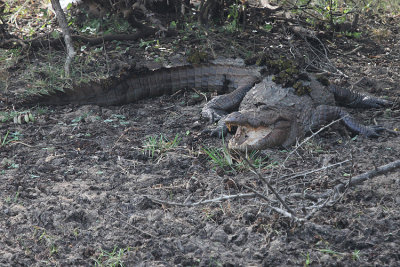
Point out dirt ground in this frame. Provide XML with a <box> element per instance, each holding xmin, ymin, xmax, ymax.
<box><xmin>1</xmin><ymin>2</ymin><xmax>400</xmax><ymax>266</ymax></box>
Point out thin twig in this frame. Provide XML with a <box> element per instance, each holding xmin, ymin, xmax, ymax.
<box><xmin>344</xmin><ymin>45</ymin><xmax>362</xmax><ymax>56</ymax></box>
<box><xmin>276</xmin><ymin>159</ymin><xmax>350</xmax><ymax>184</ymax></box>
<box><xmin>148</xmin><ymin>193</ymin><xmax>256</xmax><ymax>207</ymax></box>
<box><xmin>304</xmin><ymin>194</ymin><xmax>331</xmax><ymax>220</ymax></box>
<box><xmin>335</xmin><ymin>150</ymin><xmax>355</xmax><ymax>203</ymax></box>
<box><xmin>283</xmin><ymin>117</ymin><xmax>343</xmax><ymax>167</ymax></box>
<box><xmin>239</xmin><ymin>154</ymin><xmax>296</xmax><ymax>215</ymax></box>
<box><xmin>271</xmin><ymin>206</ymin><xmax>304</xmax><ymax>222</ymax></box>
<box><xmin>191</xmin><ymin>88</ymin><xmax>208</xmax><ymax>102</ymax></box>
<box><xmin>9</xmin><ymin>141</ymin><xmax>35</xmax><ymax>147</ymax></box>
<box><xmin>99</xmin><ymin>210</ymin><xmax>156</xmax><ymax>238</ymax></box>
<box><xmin>112</xmin><ymin>127</ymin><xmax>133</xmax><ymax>150</ymax></box>
<box><xmin>289</xmin><ymin>25</ymin><xmax>348</xmax><ymax>77</ymax></box>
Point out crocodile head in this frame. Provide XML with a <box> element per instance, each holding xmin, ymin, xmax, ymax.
<box><xmin>225</xmin><ymin>109</ymin><xmax>297</xmax><ymax>151</ymax></box>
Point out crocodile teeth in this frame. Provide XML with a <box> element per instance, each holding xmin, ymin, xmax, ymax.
<box><xmin>228</xmin><ymin>126</ymin><xmax>273</xmax><ymax>151</ymax></box>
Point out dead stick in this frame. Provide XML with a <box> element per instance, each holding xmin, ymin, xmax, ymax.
<box><xmin>99</xmin><ymin>210</ymin><xmax>156</xmax><ymax>238</ymax></box>
<box><xmin>271</xmin><ymin>206</ymin><xmax>303</xmax><ymax>222</ymax></box>
<box><xmin>277</xmin><ymin>159</ymin><xmax>350</xmax><ymax>183</ymax></box>
<box><xmin>149</xmin><ymin>193</ymin><xmax>256</xmax><ymax>207</ymax></box>
<box><xmin>334</xmin><ymin>159</ymin><xmax>400</xmax><ymax>194</ymax></box>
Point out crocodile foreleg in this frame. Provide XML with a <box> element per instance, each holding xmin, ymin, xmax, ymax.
<box><xmin>201</xmin><ymin>76</ymin><xmax>259</xmax><ymax>122</ymax></box>
<box><xmin>309</xmin><ymin>105</ymin><xmax>384</xmax><ymax>137</ymax></box>
<box><xmin>201</xmin><ymin>76</ymin><xmax>259</xmax><ymax>137</ymax></box>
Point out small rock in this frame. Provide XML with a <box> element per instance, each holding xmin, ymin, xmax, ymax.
<box><xmin>211</xmin><ymin>229</ymin><xmax>228</xmax><ymax>244</ymax></box>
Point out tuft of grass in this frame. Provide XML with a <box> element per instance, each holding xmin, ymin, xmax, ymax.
<box><xmin>203</xmin><ymin>145</ymin><xmax>235</xmax><ymax>172</ymax></box>
<box><xmin>235</xmin><ymin>150</ymin><xmax>271</xmax><ymax>171</ymax></box>
<box><xmin>318</xmin><ymin>248</ymin><xmax>343</xmax><ymax>258</ymax></box>
<box><xmin>5</xmin><ymin>188</ymin><xmax>20</xmax><ymax>204</ymax></box>
<box><xmin>143</xmin><ymin>133</ymin><xmax>181</xmax><ymax>158</ymax></box>
<box><xmin>352</xmin><ymin>249</ymin><xmax>360</xmax><ymax>261</ymax></box>
<box><xmin>1</xmin><ymin>131</ymin><xmax>22</xmax><ymax>147</ymax></box>
<box><xmin>0</xmin><ymin>111</ymin><xmax>18</xmax><ymax>123</ymax></box>
<box><xmin>0</xmin><ymin>108</ymin><xmax>48</xmax><ymax>124</ymax></box>
<box><xmin>203</xmin><ymin>145</ymin><xmax>272</xmax><ymax>174</ymax></box>
<box><xmin>304</xmin><ymin>252</ymin><xmax>311</xmax><ymax>266</ymax></box>
<box><xmin>94</xmin><ymin>246</ymin><xmax>130</xmax><ymax>267</ymax></box>
<box><xmin>32</xmin><ymin>226</ymin><xmax>59</xmax><ymax>259</ymax></box>
<box><xmin>20</xmin><ymin>49</ymin><xmax>106</xmax><ymax>97</ymax></box>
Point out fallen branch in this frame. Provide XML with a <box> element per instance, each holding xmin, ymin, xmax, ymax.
<box><xmin>302</xmin><ymin>160</ymin><xmax>400</xmax><ymax>218</ymax></box>
<box><xmin>334</xmin><ymin>159</ymin><xmax>400</xmax><ymax>194</ymax></box>
<box><xmin>132</xmin><ymin>2</ymin><xmax>167</xmax><ymax>35</ymax></box>
<box><xmin>0</xmin><ymin>29</ymin><xmax>177</xmax><ymax>50</ymax></box>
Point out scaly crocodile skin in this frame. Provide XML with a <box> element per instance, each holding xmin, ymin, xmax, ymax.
<box><xmin>24</xmin><ymin>61</ymin><xmax>390</xmax><ymax>150</ymax></box>
<box><xmin>25</xmin><ymin>62</ymin><xmax>260</xmax><ymax>106</ymax></box>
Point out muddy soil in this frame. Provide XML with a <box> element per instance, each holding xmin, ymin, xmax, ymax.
<box><xmin>1</xmin><ymin>3</ymin><xmax>400</xmax><ymax>266</ymax></box>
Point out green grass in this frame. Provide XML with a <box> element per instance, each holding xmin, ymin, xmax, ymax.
<box><xmin>94</xmin><ymin>246</ymin><xmax>130</xmax><ymax>267</ymax></box>
<box><xmin>0</xmin><ymin>111</ymin><xmax>18</xmax><ymax>123</ymax></box>
<box><xmin>31</xmin><ymin>227</ymin><xmax>59</xmax><ymax>259</ymax></box>
<box><xmin>5</xmin><ymin>189</ymin><xmax>20</xmax><ymax>204</ymax></box>
<box><xmin>304</xmin><ymin>252</ymin><xmax>311</xmax><ymax>266</ymax></box>
<box><xmin>203</xmin><ymin>145</ymin><xmax>273</xmax><ymax>174</ymax></box>
<box><xmin>1</xmin><ymin>131</ymin><xmax>22</xmax><ymax>147</ymax></box>
<box><xmin>203</xmin><ymin>145</ymin><xmax>235</xmax><ymax>172</ymax></box>
<box><xmin>352</xmin><ymin>249</ymin><xmax>361</xmax><ymax>261</ymax></box>
<box><xmin>143</xmin><ymin>133</ymin><xmax>181</xmax><ymax>158</ymax></box>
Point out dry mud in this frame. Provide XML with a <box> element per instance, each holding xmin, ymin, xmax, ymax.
<box><xmin>1</xmin><ymin>6</ymin><xmax>400</xmax><ymax>266</ymax></box>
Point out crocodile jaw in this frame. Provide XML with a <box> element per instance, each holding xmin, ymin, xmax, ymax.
<box><xmin>227</xmin><ymin>125</ymin><xmax>274</xmax><ymax>151</ymax></box>
<box><xmin>225</xmin><ymin>110</ymin><xmax>292</xmax><ymax>151</ymax></box>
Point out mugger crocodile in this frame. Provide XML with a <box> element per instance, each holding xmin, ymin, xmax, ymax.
<box><xmin>207</xmin><ymin>74</ymin><xmax>390</xmax><ymax>151</ymax></box>
<box><xmin>24</xmin><ymin>59</ymin><xmax>390</xmax><ymax>151</ymax></box>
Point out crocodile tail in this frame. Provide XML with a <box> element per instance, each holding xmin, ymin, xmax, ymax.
<box><xmin>21</xmin><ymin>68</ymin><xmax>157</xmax><ymax>106</ymax></box>
<box><xmin>21</xmin><ymin>63</ymin><xmax>259</xmax><ymax>107</ymax></box>
<box><xmin>22</xmin><ymin>81</ymin><xmax>111</xmax><ymax>106</ymax></box>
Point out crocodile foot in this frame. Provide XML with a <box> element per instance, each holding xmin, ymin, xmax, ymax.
<box><xmin>362</xmin><ymin>125</ymin><xmax>386</xmax><ymax>138</ymax></box>
<box><xmin>201</xmin><ymin>97</ymin><xmax>230</xmax><ymax>123</ymax></box>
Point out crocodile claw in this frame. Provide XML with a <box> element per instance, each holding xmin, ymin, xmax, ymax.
<box><xmin>201</xmin><ymin>107</ymin><xmax>228</xmax><ymax>123</ymax></box>
<box><xmin>366</xmin><ymin>98</ymin><xmax>391</xmax><ymax>108</ymax></box>
<box><xmin>211</xmin><ymin>125</ymin><xmax>229</xmax><ymax>138</ymax></box>
<box><xmin>365</xmin><ymin>125</ymin><xmax>386</xmax><ymax>138</ymax></box>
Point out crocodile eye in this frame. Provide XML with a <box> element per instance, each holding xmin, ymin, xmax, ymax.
<box><xmin>255</xmin><ymin>102</ymin><xmax>266</xmax><ymax>108</ymax></box>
